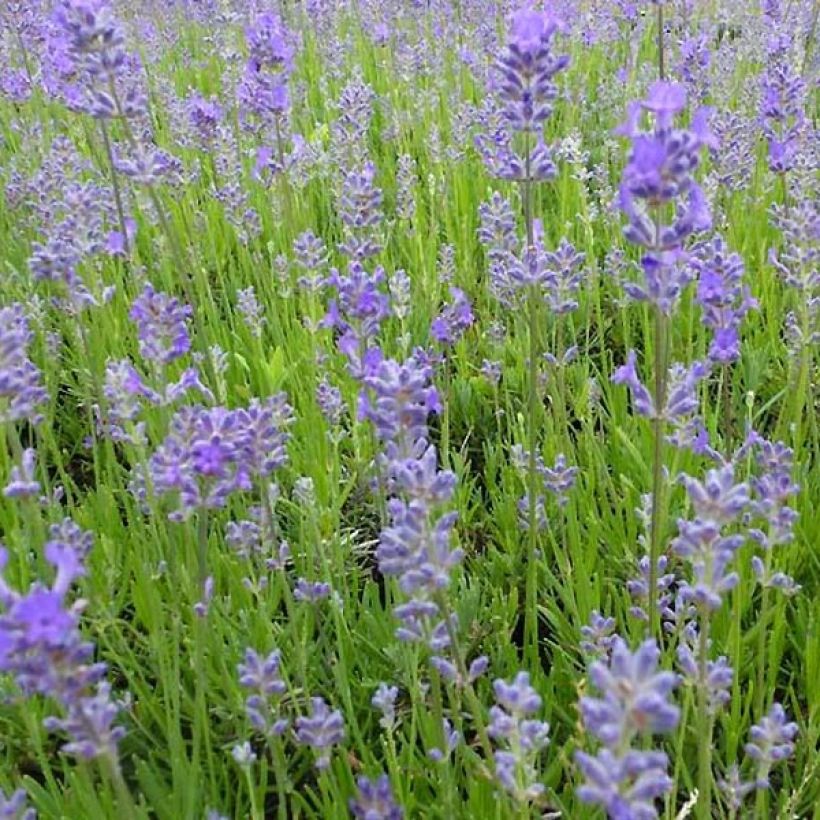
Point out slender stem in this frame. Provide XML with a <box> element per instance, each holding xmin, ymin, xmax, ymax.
<box><xmin>99</xmin><ymin>119</ymin><xmax>130</xmax><ymax>255</ymax></box>
<box><xmin>522</xmin><ymin>130</ymin><xmax>541</xmax><ymax>671</ymax></box>
<box><xmin>434</xmin><ymin>592</ymin><xmax>494</xmax><ymax>763</ymax></box>
<box><xmin>194</xmin><ymin>511</ymin><xmax>216</xmax><ymax>795</ymax></box>
<box><xmin>105</xmin><ymin>756</ymin><xmax>138</xmax><ymax>820</ymax></box>
<box><xmin>244</xmin><ymin>765</ymin><xmax>262</xmax><ymax>820</ymax></box>
<box><xmin>720</xmin><ymin>364</ymin><xmax>734</xmax><ymax>445</ymax></box>
<box><xmin>754</xmin><ymin>557</ymin><xmax>773</xmax><ymax>718</ymax></box>
<box><xmin>657</xmin><ymin>2</ymin><xmax>666</xmax><ymax>80</ymax></box>
<box><xmin>648</xmin><ymin>305</ymin><xmax>669</xmax><ymax>638</ymax></box>
<box><xmin>696</xmin><ymin>605</ymin><xmax>713</xmax><ymax>819</ymax></box>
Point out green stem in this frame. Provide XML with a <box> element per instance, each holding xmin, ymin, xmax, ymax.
<box><xmin>244</xmin><ymin>764</ymin><xmax>262</xmax><ymax>820</ymax></box>
<box><xmin>522</xmin><ymin>129</ymin><xmax>541</xmax><ymax>672</ymax></box>
<box><xmin>99</xmin><ymin>119</ymin><xmax>130</xmax><ymax>255</ymax></box>
<box><xmin>648</xmin><ymin>306</ymin><xmax>669</xmax><ymax>638</ymax></box>
<box><xmin>754</xmin><ymin>559</ymin><xmax>773</xmax><ymax>718</ymax></box>
<box><xmin>657</xmin><ymin>2</ymin><xmax>666</xmax><ymax>80</ymax></box>
<box><xmin>105</xmin><ymin>756</ymin><xmax>138</xmax><ymax>820</ymax></box>
<box><xmin>696</xmin><ymin>606</ymin><xmax>713</xmax><ymax>819</ymax></box>
<box><xmin>434</xmin><ymin>592</ymin><xmax>494</xmax><ymax>764</ymax></box>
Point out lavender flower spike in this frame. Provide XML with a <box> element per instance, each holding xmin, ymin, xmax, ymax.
<box><xmin>295</xmin><ymin>697</ymin><xmax>345</xmax><ymax>770</ymax></box>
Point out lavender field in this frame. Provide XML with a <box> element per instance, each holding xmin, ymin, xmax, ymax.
<box><xmin>0</xmin><ymin>1</ymin><xmax>818</xmax><ymax>818</ymax></box>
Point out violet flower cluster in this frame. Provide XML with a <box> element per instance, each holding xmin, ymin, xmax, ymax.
<box><xmin>322</xmin><ymin>262</ymin><xmax>391</xmax><ymax>380</ymax></box>
<box><xmin>719</xmin><ymin>703</ymin><xmax>798</xmax><ymax>812</ymax></box>
<box><xmin>488</xmin><ymin>672</ymin><xmax>550</xmax><ymax>803</ymax></box>
<box><xmin>294</xmin><ymin>696</ymin><xmax>346</xmax><ymax>771</ymax></box>
<box><xmin>510</xmin><ymin>445</ymin><xmax>578</xmax><ymax>531</ymax></box>
<box><xmin>0</xmin><ymin>528</ymin><xmax>125</xmax><ymax>762</ymax></box>
<box><xmin>52</xmin><ymin>0</ymin><xmax>146</xmax><ymax>122</ymax></box>
<box><xmin>148</xmin><ymin>395</ymin><xmax>293</xmax><ymax>521</ymax></box>
<box><xmin>363</xmin><ymin>353</ymin><xmax>480</xmax><ymax>678</ymax></box>
<box><xmin>103</xmin><ymin>285</ymin><xmax>214</xmax><ymax>444</ymax></box>
<box><xmin>477</xmin><ymin>7</ymin><xmax>569</xmax><ymax>180</ymax></box>
<box><xmin>614</xmin><ymin>81</ymin><xmax>715</xmax><ymax>314</ymax></box>
<box><xmin>0</xmin><ymin>788</ymin><xmax>34</xmax><ymax>820</ymax></box>
<box><xmin>237</xmin><ymin>647</ymin><xmax>289</xmax><ymax>738</ymax></box>
<box><xmin>349</xmin><ymin>775</ymin><xmax>403</xmax><ymax>820</ymax></box>
<box><xmin>575</xmin><ymin>638</ymin><xmax>679</xmax><ymax>819</ymax></box>
<box><xmin>0</xmin><ymin>303</ymin><xmax>49</xmax><ymax>424</ymax></box>
<box><xmin>690</xmin><ymin>235</ymin><xmax>757</xmax><ymax>365</ymax></box>
<box><xmin>239</xmin><ymin>12</ymin><xmax>294</xmax><ymax>130</ymax></box>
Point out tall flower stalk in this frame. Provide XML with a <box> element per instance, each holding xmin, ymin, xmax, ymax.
<box><xmin>489</xmin><ymin>5</ymin><xmax>569</xmax><ymax>669</ymax></box>
<box><xmin>613</xmin><ymin>81</ymin><xmax>715</xmax><ymax>636</ymax></box>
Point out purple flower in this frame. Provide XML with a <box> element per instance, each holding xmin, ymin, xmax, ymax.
<box><xmin>0</xmin><ymin>788</ymin><xmax>35</xmax><ymax>820</ymax></box>
<box><xmin>360</xmin><ymin>356</ymin><xmax>440</xmax><ymax>456</ymax></box>
<box><xmin>488</xmin><ymin>671</ymin><xmax>550</xmax><ymax>801</ymax></box>
<box><xmin>0</xmin><ymin>304</ymin><xmax>50</xmax><ymax>424</ymax></box>
<box><xmin>575</xmin><ymin>748</ymin><xmax>673</xmax><ymax>819</ymax></box>
<box><xmin>431</xmin><ymin>287</ymin><xmax>474</xmax><ymax>347</ymax></box>
<box><xmin>691</xmin><ymin>235</ymin><xmax>757</xmax><ymax>365</ymax></box>
<box><xmin>238</xmin><ymin>648</ymin><xmax>288</xmax><ymax>737</ymax></box>
<box><xmin>627</xmin><ymin>555</ymin><xmax>675</xmax><ymax>623</ymax></box>
<box><xmin>0</xmin><ymin>537</ymin><xmax>124</xmax><ymax>761</ymax></box>
<box><xmin>580</xmin><ymin>611</ymin><xmax>618</xmax><ymax>658</ymax></box>
<box><xmin>3</xmin><ymin>449</ymin><xmax>41</xmax><ymax>500</ymax></box>
<box><xmin>338</xmin><ymin>162</ymin><xmax>383</xmax><ymax>260</ymax></box>
<box><xmin>129</xmin><ymin>284</ymin><xmax>192</xmax><ymax>367</ymax></box>
<box><xmin>237</xmin><ymin>395</ymin><xmax>294</xmax><ymax>479</ymax></box>
<box><xmin>293</xmin><ymin>578</ymin><xmax>331</xmax><ymax>603</ymax></box>
<box><xmin>496</xmin><ymin>7</ymin><xmax>569</xmax><ymax>133</ymax></box>
<box><xmin>295</xmin><ymin>697</ymin><xmax>345</xmax><ymax>770</ymax></box>
<box><xmin>745</xmin><ymin>703</ymin><xmax>798</xmax><ymax>787</ymax></box>
<box><xmin>148</xmin><ymin>406</ymin><xmax>253</xmax><ymax>520</ymax></box>
<box><xmin>676</xmin><ymin>634</ymin><xmax>733</xmax><ymax>713</ymax></box>
<box><xmin>237</xmin><ymin>287</ymin><xmax>266</xmax><ymax>338</ymax></box>
<box><xmin>372</xmin><ymin>683</ymin><xmax>399</xmax><ymax>730</ymax></box>
<box><xmin>377</xmin><ymin>500</ymin><xmax>462</xmax><ymax>599</ymax></box>
<box><xmin>322</xmin><ymin>262</ymin><xmax>391</xmax><ymax>379</ymax></box>
<box><xmin>611</xmin><ymin>351</ymin><xmax>655</xmax><ymax>417</ymax></box>
<box><xmin>185</xmin><ymin>92</ymin><xmax>223</xmax><ymax>146</ymax></box>
<box><xmin>615</xmin><ymin>83</ymin><xmax>716</xmax><ymax>313</ymax></box>
<box><xmin>349</xmin><ymin>774</ymin><xmax>403</xmax><ymax>820</ymax></box>
<box><xmin>580</xmin><ymin>638</ymin><xmax>679</xmax><ymax>747</ymax></box>
<box><xmin>43</xmin><ymin>680</ymin><xmax>126</xmax><ymax>760</ymax></box>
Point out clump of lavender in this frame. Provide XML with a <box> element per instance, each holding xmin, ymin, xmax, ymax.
<box><xmin>431</xmin><ymin>287</ymin><xmax>474</xmax><ymax>349</ymax></box>
<box><xmin>322</xmin><ymin>262</ymin><xmax>391</xmax><ymax>380</ymax></box>
<box><xmin>362</xmin><ymin>350</ymin><xmax>492</xmax><ymax>758</ymax></box>
<box><xmin>0</xmin><ymin>788</ymin><xmax>35</xmax><ymax>820</ymax></box>
<box><xmin>768</xmin><ymin>198</ymin><xmax>819</xmax><ymax>450</ymax></box>
<box><xmin>349</xmin><ymin>775</ymin><xmax>403</xmax><ymax>820</ymax></box>
<box><xmin>130</xmin><ymin>283</ymin><xmax>193</xmax><ymax>367</ymax></box>
<box><xmin>239</xmin><ymin>11</ymin><xmax>294</xmax><ymax>135</ymax></box>
<box><xmin>743</xmin><ymin>431</ymin><xmax>801</xmax><ymax>722</ymax></box>
<box><xmin>0</xmin><ymin>304</ymin><xmax>50</xmax><ymax>424</ymax></box>
<box><xmin>480</xmin><ymin>5</ymin><xmax>570</xmax><ymax>668</ymax></box>
<box><xmin>575</xmin><ymin>638</ymin><xmax>679</xmax><ymax>819</ymax></box>
<box><xmin>510</xmin><ymin>445</ymin><xmax>578</xmax><ymax>531</ymax></box>
<box><xmin>237</xmin><ymin>648</ymin><xmax>288</xmax><ymax>738</ymax></box>
<box><xmin>147</xmin><ymin>395</ymin><xmax>293</xmax><ymax>522</ymax></box>
<box><xmin>759</xmin><ymin>59</ymin><xmax>807</xmax><ymax>177</ymax></box>
<box><xmin>690</xmin><ymin>235</ymin><xmax>757</xmax><ymax>366</ymax></box>
<box><xmin>0</xmin><ymin>533</ymin><xmax>126</xmax><ymax>764</ymax></box>
<box><xmin>338</xmin><ymin>161</ymin><xmax>384</xmax><ymax>261</ymax></box>
<box><xmin>671</xmin><ymin>462</ymin><xmax>750</xmax><ymax>812</ymax></box>
<box><xmin>488</xmin><ymin>672</ymin><xmax>550</xmax><ymax>804</ymax></box>
<box><xmin>612</xmin><ymin>80</ymin><xmax>716</xmax><ymax>635</ymax></box>
<box><xmin>236</xmin><ymin>286</ymin><xmax>266</xmax><ymax>339</ymax></box>
<box><xmin>719</xmin><ymin>703</ymin><xmax>798</xmax><ymax>818</ymax></box>
<box><xmin>295</xmin><ymin>697</ymin><xmax>345</xmax><ymax>771</ymax></box>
